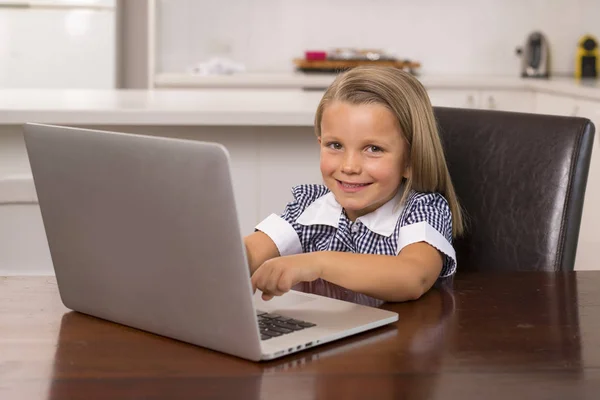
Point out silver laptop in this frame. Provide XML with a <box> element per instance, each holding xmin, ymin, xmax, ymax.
<box><xmin>24</xmin><ymin>123</ymin><xmax>398</xmax><ymax>361</ymax></box>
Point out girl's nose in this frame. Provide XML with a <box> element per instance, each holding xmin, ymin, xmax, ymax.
<box><xmin>341</xmin><ymin>152</ymin><xmax>361</xmax><ymax>174</ymax></box>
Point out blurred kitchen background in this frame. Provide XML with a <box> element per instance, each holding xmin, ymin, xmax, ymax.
<box><xmin>154</xmin><ymin>0</ymin><xmax>599</xmax><ymax>77</ymax></box>
<box><xmin>1</xmin><ymin>0</ymin><xmax>599</xmax><ymax>88</ymax></box>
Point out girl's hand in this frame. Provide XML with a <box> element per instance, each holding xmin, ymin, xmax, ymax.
<box><xmin>251</xmin><ymin>254</ymin><xmax>322</xmax><ymax>301</ymax></box>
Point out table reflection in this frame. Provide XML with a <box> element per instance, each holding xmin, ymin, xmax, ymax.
<box><xmin>46</xmin><ymin>284</ymin><xmax>456</xmax><ymax>400</ymax></box>
<box><xmin>263</xmin><ymin>281</ymin><xmax>457</xmax><ymax>400</ymax></box>
<box><xmin>446</xmin><ymin>272</ymin><xmax>583</xmax><ymax>371</ymax></box>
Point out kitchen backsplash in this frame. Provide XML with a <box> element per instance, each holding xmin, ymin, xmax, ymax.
<box><xmin>156</xmin><ymin>0</ymin><xmax>600</xmax><ymax>76</ymax></box>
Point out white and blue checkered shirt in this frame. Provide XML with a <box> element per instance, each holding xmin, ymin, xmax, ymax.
<box><xmin>257</xmin><ymin>184</ymin><xmax>456</xmax><ymax>279</ymax></box>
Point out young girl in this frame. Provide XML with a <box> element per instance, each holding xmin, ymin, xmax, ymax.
<box><xmin>245</xmin><ymin>66</ymin><xmax>464</xmax><ymax>303</ymax></box>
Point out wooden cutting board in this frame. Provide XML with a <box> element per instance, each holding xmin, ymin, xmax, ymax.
<box><xmin>293</xmin><ymin>58</ymin><xmax>421</xmax><ymax>72</ymax></box>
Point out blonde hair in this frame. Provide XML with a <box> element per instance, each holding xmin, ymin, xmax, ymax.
<box><xmin>314</xmin><ymin>66</ymin><xmax>464</xmax><ymax>237</ymax></box>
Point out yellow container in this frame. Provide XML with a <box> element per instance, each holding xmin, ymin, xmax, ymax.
<box><xmin>575</xmin><ymin>35</ymin><xmax>599</xmax><ymax>79</ymax></box>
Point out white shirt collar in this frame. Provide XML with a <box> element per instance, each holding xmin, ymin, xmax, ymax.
<box><xmin>296</xmin><ymin>188</ymin><xmax>405</xmax><ymax>237</ymax></box>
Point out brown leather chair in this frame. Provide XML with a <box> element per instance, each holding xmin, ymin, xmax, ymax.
<box><xmin>434</xmin><ymin>107</ymin><xmax>595</xmax><ymax>272</ymax></box>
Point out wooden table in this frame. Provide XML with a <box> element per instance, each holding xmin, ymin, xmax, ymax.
<box><xmin>1</xmin><ymin>272</ymin><xmax>599</xmax><ymax>399</ymax></box>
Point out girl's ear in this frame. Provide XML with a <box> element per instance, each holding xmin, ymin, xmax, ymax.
<box><xmin>402</xmin><ymin>161</ymin><xmax>411</xmax><ymax>179</ymax></box>
<box><xmin>317</xmin><ymin>136</ymin><xmax>322</xmax><ymax>145</ymax></box>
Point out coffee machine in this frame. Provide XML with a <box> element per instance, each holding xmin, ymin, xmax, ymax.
<box><xmin>575</xmin><ymin>34</ymin><xmax>598</xmax><ymax>79</ymax></box>
<box><xmin>516</xmin><ymin>31</ymin><xmax>550</xmax><ymax>78</ymax></box>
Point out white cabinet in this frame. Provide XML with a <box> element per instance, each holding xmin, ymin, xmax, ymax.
<box><xmin>0</xmin><ymin>1</ymin><xmax>115</xmax><ymax>88</ymax></box>
<box><xmin>534</xmin><ymin>93</ymin><xmax>579</xmax><ymax>116</ymax></box>
<box><xmin>427</xmin><ymin>89</ymin><xmax>535</xmax><ymax>113</ymax></box>
<box><xmin>576</xmin><ymin>99</ymin><xmax>600</xmax><ymax>120</ymax></box>
<box><xmin>480</xmin><ymin>90</ymin><xmax>535</xmax><ymax>113</ymax></box>
<box><xmin>427</xmin><ymin>90</ymin><xmax>480</xmax><ymax>109</ymax></box>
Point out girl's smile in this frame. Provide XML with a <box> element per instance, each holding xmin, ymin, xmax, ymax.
<box><xmin>336</xmin><ymin>179</ymin><xmax>372</xmax><ymax>193</ymax></box>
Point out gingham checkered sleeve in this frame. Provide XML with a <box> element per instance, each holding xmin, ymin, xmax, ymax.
<box><xmin>397</xmin><ymin>193</ymin><xmax>457</xmax><ymax>277</ymax></box>
<box><xmin>255</xmin><ymin>184</ymin><xmax>329</xmax><ymax>256</ymax></box>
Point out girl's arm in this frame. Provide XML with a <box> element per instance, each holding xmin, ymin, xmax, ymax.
<box><xmin>243</xmin><ymin>232</ymin><xmax>280</xmax><ymax>274</ymax></box>
<box><xmin>319</xmin><ymin>243</ymin><xmax>443</xmax><ymax>301</ymax></box>
<box><xmin>251</xmin><ymin>242</ymin><xmax>443</xmax><ymax>302</ymax></box>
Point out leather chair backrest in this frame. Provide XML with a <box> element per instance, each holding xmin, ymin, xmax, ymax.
<box><xmin>434</xmin><ymin>107</ymin><xmax>595</xmax><ymax>271</ymax></box>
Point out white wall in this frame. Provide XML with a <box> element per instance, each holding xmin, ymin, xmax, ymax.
<box><xmin>155</xmin><ymin>0</ymin><xmax>600</xmax><ymax>76</ymax></box>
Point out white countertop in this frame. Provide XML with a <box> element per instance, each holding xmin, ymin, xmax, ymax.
<box><xmin>0</xmin><ymin>74</ymin><xmax>599</xmax><ymax>126</ymax></box>
<box><xmin>0</xmin><ymin>89</ymin><xmax>325</xmax><ymax>126</ymax></box>
<box><xmin>156</xmin><ymin>72</ymin><xmax>600</xmax><ymax>98</ymax></box>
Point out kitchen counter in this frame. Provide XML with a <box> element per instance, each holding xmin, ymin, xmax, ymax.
<box><xmin>1</xmin><ymin>75</ymin><xmax>599</xmax><ymax>127</ymax></box>
<box><xmin>155</xmin><ymin>72</ymin><xmax>600</xmax><ymax>101</ymax></box>
<box><xmin>0</xmin><ymin>89</ymin><xmax>324</xmax><ymax>126</ymax></box>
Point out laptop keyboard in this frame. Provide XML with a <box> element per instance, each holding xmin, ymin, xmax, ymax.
<box><xmin>256</xmin><ymin>310</ymin><xmax>316</xmax><ymax>340</ymax></box>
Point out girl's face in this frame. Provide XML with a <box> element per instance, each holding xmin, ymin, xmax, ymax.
<box><xmin>319</xmin><ymin>101</ymin><xmax>410</xmax><ymax>222</ymax></box>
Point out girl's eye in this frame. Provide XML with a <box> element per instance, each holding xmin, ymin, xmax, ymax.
<box><xmin>326</xmin><ymin>142</ymin><xmax>342</xmax><ymax>150</ymax></box>
<box><xmin>366</xmin><ymin>145</ymin><xmax>383</xmax><ymax>153</ymax></box>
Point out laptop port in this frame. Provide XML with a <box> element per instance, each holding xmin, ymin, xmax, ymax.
<box><xmin>305</xmin><ymin>341</ymin><xmax>313</xmax><ymax>347</ymax></box>
<box><xmin>288</xmin><ymin>348</ymin><xmax>294</xmax><ymax>352</ymax></box>
<box><xmin>296</xmin><ymin>345</ymin><xmax>302</xmax><ymax>350</ymax></box>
